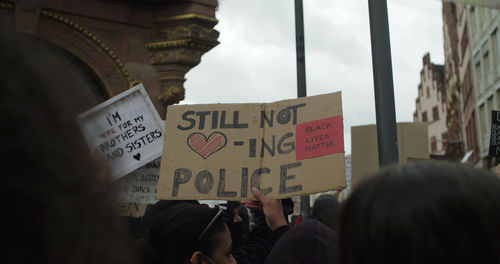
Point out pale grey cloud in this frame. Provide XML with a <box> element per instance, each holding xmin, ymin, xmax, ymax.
<box><xmin>184</xmin><ymin>0</ymin><xmax>444</xmax><ymax>154</ymax></box>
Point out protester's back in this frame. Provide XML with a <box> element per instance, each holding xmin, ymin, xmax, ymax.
<box><xmin>338</xmin><ymin>162</ymin><xmax>500</xmax><ymax>264</ymax></box>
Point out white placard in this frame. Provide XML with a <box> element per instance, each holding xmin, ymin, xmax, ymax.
<box><xmin>78</xmin><ymin>84</ymin><xmax>164</xmax><ymax>181</ymax></box>
<box><xmin>113</xmin><ymin>158</ymin><xmax>160</xmax><ymax>204</ymax></box>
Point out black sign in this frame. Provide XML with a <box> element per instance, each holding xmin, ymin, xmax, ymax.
<box><xmin>489</xmin><ymin>110</ymin><xmax>500</xmax><ymax>157</ymax></box>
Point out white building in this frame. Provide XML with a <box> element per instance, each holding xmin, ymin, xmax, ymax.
<box><xmin>468</xmin><ymin>6</ymin><xmax>500</xmax><ymax>165</ymax></box>
<box><xmin>414</xmin><ymin>53</ymin><xmax>448</xmax><ymax>156</ymax></box>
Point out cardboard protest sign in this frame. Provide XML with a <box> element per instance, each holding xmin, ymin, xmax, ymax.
<box><xmin>113</xmin><ymin>158</ymin><xmax>161</xmax><ymax>204</ymax></box>
<box><xmin>156</xmin><ymin>92</ymin><xmax>346</xmax><ymax>200</ymax></box>
<box><xmin>489</xmin><ymin>110</ymin><xmax>500</xmax><ymax>157</ymax></box>
<box><xmin>78</xmin><ymin>84</ymin><xmax>164</xmax><ymax>181</ymax></box>
<box><xmin>351</xmin><ymin>122</ymin><xmax>429</xmax><ymax>187</ymax></box>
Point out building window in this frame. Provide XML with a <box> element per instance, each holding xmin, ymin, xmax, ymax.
<box><xmin>462</xmin><ymin>25</ymin><xmax>469</xmax><ymax>58</ymax></box>
<box><xmin>422</xmin><ymin>111</ymin><xmax>428</xmax><ymax>122</ymax></box>
<box><xmin>431</xmin><ymin>136</ymin><xmax>437</xmax><ymax>152</ymax></box>
<box><xmin>470</xmin><ymin>7</ymin><xmax>476</xmax><ymax>39</ymax></box>
<box><xmin>427</xmin><ymin>87</ymin><xmax>430</xmax><ymax>98</ymax></box>
<box><xmin>492</xmin><ymin>30</ymin><xmax>499</xmax><ymax>74</ymax></box>
<box><xmin>496</xmin><ymin>89</ymin><xmax>500</xmax><ymax>109</ymax></box>
<box><xmin>433</xmin><ymin>106</ymin><xmax>439</xmax><ymax>121</ymax></box>
<box><xmin>478</xmin><ymin>7</ymin><xmax>484</xmax><ymax>25</ymax></box>
<box><xmin>466</xmin><ymin>123</ymin><xmax>471</xmax><ymax>150</ymax></box>
<box><xmin>442</xmin><ymin>132</ymin><xmax>448</xmax><ymax>144</ymax></box>
<box><xmin>479</xmin><ymin>104</ymin><xmax>486</xmax><ymax>136</ymax></box>
<box><xmin>472</xmin><ymin>112</ymin><xmax>479</xmax><ymax>149</ymax></box>
<box><xmin>484</xmin><ymin>51</ymin><xmax>490</xmax><ymax>76</ymax></box>
<box><xmin>488</xmin><ymin>96</ymin><xmax>493</xmax><ymax>123</ymax></box>
<box><xmin>475</xmin><ymin>60</ymin><xmax>482</xmax><ymax>91</ymax></box>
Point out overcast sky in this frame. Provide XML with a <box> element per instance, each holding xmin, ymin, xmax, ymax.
<box><xmin>183</xmin><ymin>0</ymin><xmax>444</xmax><ymax>154</ymax></box>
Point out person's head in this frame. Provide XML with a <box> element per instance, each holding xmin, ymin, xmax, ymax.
<box><xmin>1</xmin><ymin>32</ymin><xmax>138</xmax><ymax>263</ymax></box>
<box><xmin>146</xmin><ymin>202</ymin><xmax>236</xmax><ymax>264</ymax></box>
<box><xmin>338</xmin><ymin>161</ymin><xmax>500</xmax><ymax>264</ymax></box>
<box><xmin>311</xmin><ymin>195</ymin><xmax>340</xmax><ymax>230</ymax></box>
<box><xmin>265</xmin><ymin>219</ymin><xmax>337</xmax><ymax>264</ymax></box>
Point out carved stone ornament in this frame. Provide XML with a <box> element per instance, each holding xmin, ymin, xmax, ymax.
<box><xmin>147</xmin><ymin>13</ymin><xmax>219</xmax><ymax>106</ymax></box>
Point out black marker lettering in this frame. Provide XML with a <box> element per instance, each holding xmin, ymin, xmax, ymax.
<box><xmin>172</xmin><ymin>168</ymin><xmax>192</xmax><ymax>197</ymax></box>
<box><xmin>195</xmin><ymin>170</ymin><xmax>214</xmax><ymax>194</ymax></box>
<box><xmin>241</xmin><ymin>168</ymin><xmax>249</xmax><ymax>198</ymax></box>
<box><xmin>278</xmin><ymin>132</ymin><xmax>295</xmax><ymax>154</ymax></box>
<box><xmin>232</xmin><ymin>111</ymin><xmax>249</xmax><ymax>128</ymax></box>
<box><xmin>288</xmin><ymin>103</ymin><xmax>306</xmax><ymax>125</ymax></box>
<box><xmin>277</xmin><ymin>108</ymin><xmax>291</xmax><ymax>124</ymax></box>
<box><xmin>260</xmin><ymin>110</ymin><xmax>274</xmax><ymax>128</ymax></box>
<box><xmin>251</xmin><ymin>168</ymin><xmax>272</xmax><ymax>195</ymax></box>
<box><xmin>111</xmin><ymin>112</ymin><xmax>122</xmax><ymax>123</ymax></box>
<box><xmin>279</xmin><ymin>161</ymin><xmax>303</xmax><ymax>194</ymax></box>
<box><xmin>217</xmin><ymin>169</ymin><xmax>237</xmax><ymax>197</ymax></box>
<box><xmin>177</xmin><ymin>111</ymin><xmax>196</xmax><ymax>130</ymax></box>
<box><xmin>196</xmin><ymin>111</ymin><xmax>211</xmax><ymax>129</ymax></box>
<box><xmin>211</xmin><ymin>110</ymin><xmax>219</xmax><ymax>129</ymax></box>
<box><xmin>261</xmin><ymin>136</ymin><xmax>275</xmax><ymax>157</ymax></box>
<box><xmin>249</xmin><ymin>139</ymin><xmax>257</xmax><ymax>157</ymax></box>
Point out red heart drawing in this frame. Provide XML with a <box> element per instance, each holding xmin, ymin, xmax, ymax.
<box><xmin>187</xmin><ymin>132</ymin><xmax>227</xmax><ymax>159</ymax></box>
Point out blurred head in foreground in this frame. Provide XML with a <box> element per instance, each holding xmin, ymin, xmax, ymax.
<box><xmin>311</xmin><ymin>194</ymin><xmax>340</xmax><ymax>230</ymax></box>
<box><xmin>1</xmin><ymin>33</ymin><xmax>137</xmax><ymax>264</ymax></box>
<box><xmin>265</xmin><ymin>219</ymin><xmax>337</xmax><ymax>264</ymax></box>
<box><xmin>338</xmin><ymin>162</ymin><xmax>500</xmax><ymax>264</ymax></box>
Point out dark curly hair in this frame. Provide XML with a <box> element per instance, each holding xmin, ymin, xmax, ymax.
<box><xmin>339</xmin><ymin>161</ymin><xmax>500</xmax><ymax>264</ymax></box>
<box><xmin>143</xmin><ymin>202</ymin><xmax>226</xmax><ymax>264</ymax></box>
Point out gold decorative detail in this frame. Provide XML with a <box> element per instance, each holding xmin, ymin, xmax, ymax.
<box><xmin>153</xmin><ymin>13</ymin><xmax>218</xmax><ymax>25</ymax></box>
<box><xmin>129</xmin><ymin>80</ymin><xmax>142</xmax><ymax>88</ymax></box>
<box><xmin>146</xmin><ymin>39</ymin><xmax>213</xmax><ymax>52</ymax></box>
<box><xmin>158</xmin><ymin>85</ymin><xmax>184</xmax><ymax>106</ymax></box>
<box><xmin>40</xmin><ymin>10</ymin><xmax>135</xmax><ymax>86</ymax></box>
<box><xmin>146</xmin><ymin>39</ymin><xmax>190</xmax><ymax>49</ymax></box>
<box><xmin>149</xmin><ymin>48</ymin><xmax>202</xmax><ymax>66</ymax></box>
<box><xmin>160</xmin><ymin>24</ymin><xmax>218</xmax><ymax>40</ymax></box>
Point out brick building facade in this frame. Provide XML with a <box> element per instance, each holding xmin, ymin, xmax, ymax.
<box><xmin>438</xmin><ymin>2</ymin><xmax>480</xmax><ymax>165</ymax></box>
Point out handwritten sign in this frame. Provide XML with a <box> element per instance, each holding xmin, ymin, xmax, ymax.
<box><xmin>156</xmin><ymin>92</ymin><xmax>345</xmax><ymax>200</ymax></box>
<box><xmin>113</xmin><ymin>158</ymin><xmax>160</xmax><ymax>204</ymax></box>
<box><xmin>351</xmin><ymin>122</ymin><xmax>429</xmax><ymax>187</ymax></box>
<box><xmin>489</xmin><ymin>110</ymin><xmax>500</xmax><ymax>157</ymax></box>
<box><xmin>78</xmin><ymin>84</ymin><xmax>164</xmax><ymax>181</ymax></box>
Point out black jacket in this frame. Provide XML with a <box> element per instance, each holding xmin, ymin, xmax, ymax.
<box><xmin>264</xmin><ymin>220</ymin><xmax>337</xmax><ymax>264</ymax></box>
<box><xmin>232</xmin><ymin>224</ymin><xmax>290</xmax><ymax>264</ymax></box>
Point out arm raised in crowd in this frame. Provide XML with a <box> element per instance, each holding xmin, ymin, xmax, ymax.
<box><xmin>243</xmin><ymin>187</ymin><xmax>288</xmax><ymax>230</ymax></box>
<box><xmin>232</xmin><ymin>188</ymin><xmax>289</xmax><ymax>264</ymax></box>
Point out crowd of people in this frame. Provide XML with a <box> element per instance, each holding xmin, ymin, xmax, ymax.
<box><xmin>4</xmin><ymin>33</ymin><xmax>500</xmax><ymax>264</ymax></box>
